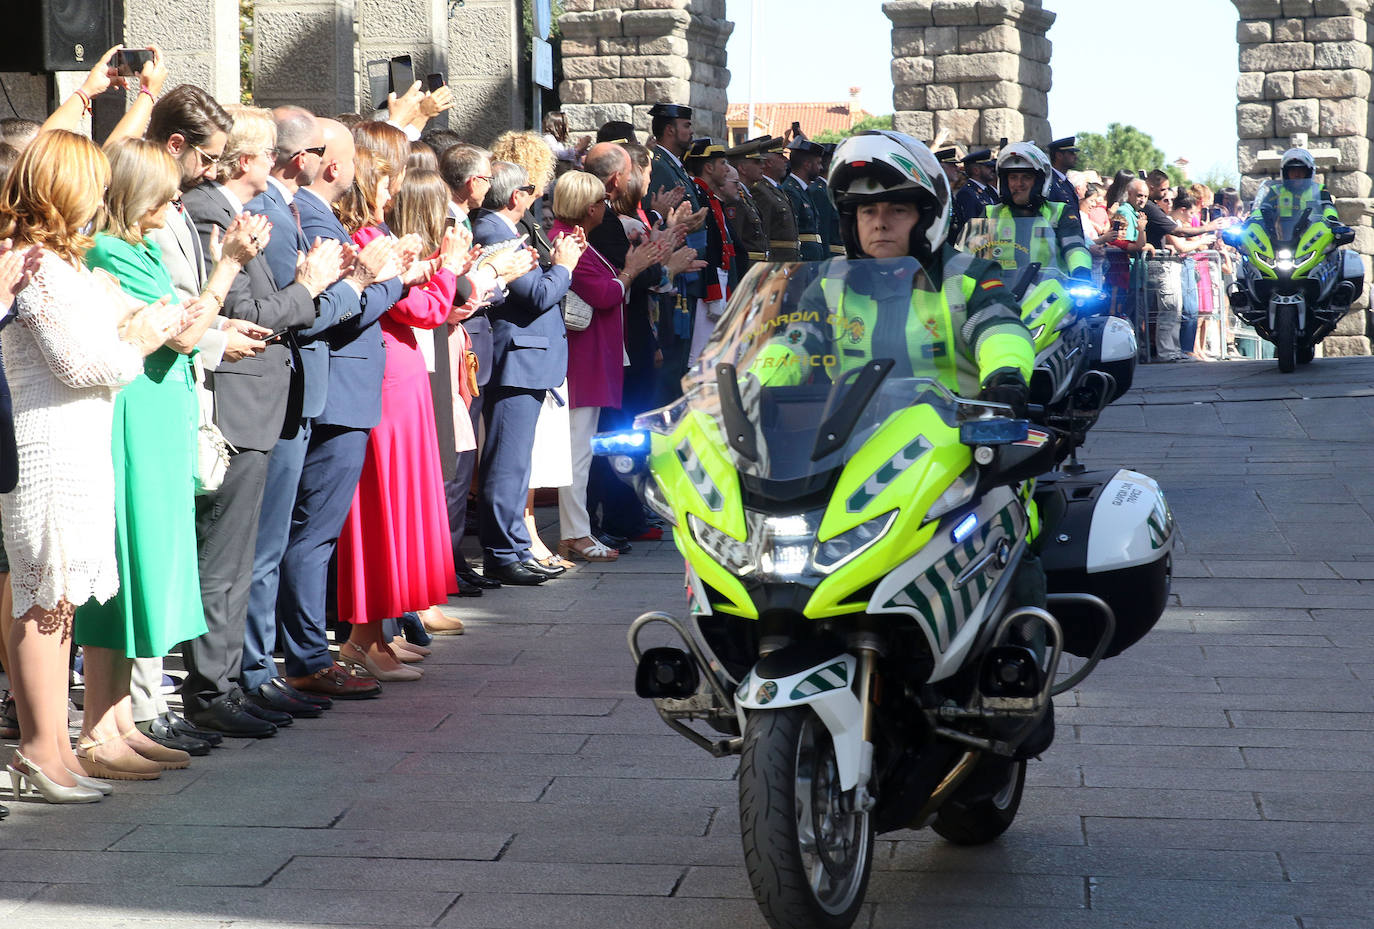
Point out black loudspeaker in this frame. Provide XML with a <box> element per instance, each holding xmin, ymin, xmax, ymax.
<box><xmin>2</xmin><ymin>1</ymin><xmax>119</xmax><ymax>73</ymax></box>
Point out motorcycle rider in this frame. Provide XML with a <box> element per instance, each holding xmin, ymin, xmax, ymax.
<box><xmin>751</xmin><ymin>130</ymin><xmax>1036</xmax><ymax>415</ymax></box>
<box><xmin>1250</xmin><ymin>147</ymin><xmax>1352</xmax><ymax>242</ymax></box>
<box><xmin>978</xmin><ymin>141</ymin><xmax>1093</xmax><ymax>281</ymax></box>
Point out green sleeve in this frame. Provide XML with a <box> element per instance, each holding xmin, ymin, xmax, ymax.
<box><xmin>86</xmin><ymin>234</ymin><xmax>179</xmax><ymax>305</ymax></box>
<box><xmin>959</xmin><ymin>259</ymin><xmax>1035</xmax><ymax>386</ymax></box>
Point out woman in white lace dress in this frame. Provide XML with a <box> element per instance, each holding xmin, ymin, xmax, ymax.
<box><xmin>0</xmin><ymin>130</ymin><xmax>189</xmax><ymax>804</ymax></box>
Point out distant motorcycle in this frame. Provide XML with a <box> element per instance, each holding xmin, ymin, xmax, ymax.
<box><xmin>1228</xmin><ymin>178</ymin><xmax>1362</xmax><ymax>372</ymax></box>
<box><xmin>596</xmin><ymin>258</ymin><xmax>1174</xmax><ymax>929</ymax></box>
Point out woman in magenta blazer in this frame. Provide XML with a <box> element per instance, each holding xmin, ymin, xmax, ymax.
<box><xmin>548</xmin><ymin>171</ymin><xmax>664</xmax><ymax>562</ymax></box>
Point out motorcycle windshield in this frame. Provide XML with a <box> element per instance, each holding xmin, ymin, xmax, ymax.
<box><xmin>684</xmin><ymin>258</ymin><xmax>965</xmax><ymax>483</ymax></box>
<box><xmin>957</xmin><ymin>214</ymin><xmax>1065</xmax><ymax>286</ymax></box>
<box><xmin>1252</xmin><ymin>178</ymin><xmax>1324</xmax><ymax>241</ymax></box>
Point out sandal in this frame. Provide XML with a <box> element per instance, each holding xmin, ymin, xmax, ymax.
<box><xmin>557</xmin><ymin>537</ymin><xmax>619</xmax><ymax>562</ymax></box>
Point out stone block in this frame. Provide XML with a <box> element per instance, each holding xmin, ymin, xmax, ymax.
<box><xmin>1294</xmin><ymin>68</ymin><xmax>1371</xmax><ymax>98</ymax></box>
<box><xmin>1335</xmin><ymin>136</ymin><xmax>1371</xmax><ymax>172</ymax></box>
<box><xmin>926</xmin><ymin>85</ymin><xmax>957</xmax><ymax>109</ymax></box>
<box><xmin>1314</xmin><ymin>0</ymin><xmax>1368</xmax><ymax>12</ymax></box>
<box><xmin>642</xmin><ymin>76</ymin><xmax>691</xmax><ymax>102</ymax></box>
<box><xmin>956</xmin><ymin>22</ymin><xmax>1021</xmax><ymax>52</ymax></box>
<box><xmin>894</xmin><ymin>110</ymin><xmax>935</xmax><ymax>139</ymax></box>
<box><xmin>1273</xmin><ymin>18</ymin><xmax>1305</xmax><ymax>41</ymax></box>
<box><xmin>1314</xmin><ymin>41</ymin><xmax>1372</xmax><ymax>69</ymax></box>
<box><xmin>1238</xmin><ymin>103</ymin><xmax>1275</xmax><ymax>139</ymax></box>
<box><xmin>1263</xmin><ymin>71</ymin><xmax>1295</xmax><ymax>98</ymax></box>
<box><xmin>1024</xmin><ymin>115</ymin><xmax>1051</xmax><ymax>144</ymax></box>
<box><xmin>1237</xmin><ymin>71</ymin><xmax>1264</xmax><ymax>101</ymax></box>
<box><xmin>253</xmin><ymin>4</ymin><xmax>353</xmax><ymax>112</ymax></box>
<box><xmin>931</xmin><ymin>0</ymin><xmax>981</xmax><ymax>25</ymax></box>
<box><xmin>934</xmin><ymin>107</ymin><xmax>980</xmax><ymax>143</ymax></box>
<box><xmin>1320</xmin><ymin>97</ymin><xmax>1366</xmax><ymax>137</ymax></box>
<box><xmin>1279</xmin><ymin>0</ymin><xmax>1315</xmax><ymax>11</ymax></box>
<box><xmin>891</xmin><ymin>55</ymin><xmax>936</xmax><ymax>85</ymax></box>
<box><xmin>562</xmin><ymin>0</ymin><xmax>593</xmax><ymax>10</ymax></box>
<box><xmin>1320</xmin><ymin>334</ymin><xmax>1370</xmax><ymax>355</ymax></box>
<box><xmin>597</xmin><ymin>37</ymin><xmax>637</xmax><ymax>55</ymax></box>
<box><xmin>1305</xmin><ymin>15</ymin><xmax>1366</xmax><ymax>41</ymax></box>
<box><xmin>591</xmin><ymin>77</ymin><xmax>647</xmax><ymax>104</ymax></box>
<box><xmin>1240</xmin><ymin>174</ymin><xmax>1263</xmax><ymax>201</ymax></box>
<box><xmin>595</xmin><ymin>0</ymin><xmax>642</xmax><ymax>7</ymax></box>
<box><xmin>1275</xmin><ymin>98</ymin><xmax>1320</xmax><ymax>133</ymax></box>
<box><xmin>1232</xmin><ymin>0</ymin><xmax>1281</xmax><ymax>12</ymax></box>
<box><xmin>1333</xmin><ymin>308</ymin><xmax>1367</xmax><ymax>334</ymax></box>
<box><xmin>621</xmin><ymin>55</ymin><xmax>691</xmax><ymax>79</ymax></box>
<box><xmin>1237</xmin><ymin>20</ymin><xmax>1271</xmax><ymax>44</ymax></box>
<box><xmin>1019</xmin><ymin>58</ymin><xmax>1052</xmax><ymax>91</ymax></box>
<box><xmin>1239</xmin><ymin>42</ymin><xmax>1314</xmax><ymax>71</ymax></box>
<box><xmin>562</xmin><ymin>102</ymin><xmax>633</xmax><ymax>133</ymax></box>
<box><xmin>1021</xmin><ymin>88</ymin><xmax>1048</xmax><ymax>118</ymax></box>
<box><xmin>620</xmin><ymin>9</ymin><xmax>691</xmax><ymax>36</ymax></box>
<box><xmin>981</xmin><ymin>107</ymin><xmax>1025</xmax><ymax>143</ymax></box>
<box><xmin>637</xmin><ymin>36</ymin><xmax>689</xmax><ymax>56</ymax></box>
<box><xmin>560</xmin><ymin>79</ymin><xmax>593</xmax><ymax>103</ymax></box>
<box><xmin>896</xmin><ymin>85</ymin><xmax>927</xmax><ymax>110</ymax></box>
<box><xmin>891</xmin><ymin>27</ymin><xmax>925</xmax><ymax>57</ymax></box>
<box><xmin>1022</xmin><ymin>32</ymin><xmax>1052</xmax><ymax>62</ymax></box>
<box><xmin>883</xmin><ymin>0</ymin><xmax>936</xmax><ymax>28</ymax></box>
<box><xmin>922</xmin><ymin>24</ymin><xmax>956</xmax><ymax>54</ymax></box>
<box><xmin>561</xmin><ymin>39</ymin><xmax>596</xmax><ymax>57</ymax></box>
<box><xmin>637</xmin><ymin>0</ymin><xmax>691</xmax><ymax>7</ymax></box>
<box><xmin>1353</xmin><ymin>224</ymin><xmax>1374</xmax><ymax>252</ymax></box>
<box><xmin>559</xmin><ymin>9</ymin><xmax>624</xmax><ymax>39</ymax></box>
<box><xmin>1238</xmin><ymin>139</ymin><xmax>1269</xmax><ymax>174</ymax></box>
<box><xmin>933</xmin><ymin>51</ymin><xmax>1019</xmax><ymax>82</ymax></box>
<box><xmin>563</xmin><ymin>56</ymin><xmax>621</xmax><ymax>79</ymax></box>
<box><xmin>1326</xmin><ymin>170</ymin><xmax>1372</xmax><ymax>198</ymax></box>
<box><xmin>1333</xmin><ymin>198</ymin><xmax>1374</xmax><ymax>224</ymax></box>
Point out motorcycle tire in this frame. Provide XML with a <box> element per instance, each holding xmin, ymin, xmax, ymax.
<box><xmin>931</xmin><ymin>754</ymin><xmax>1026</xmax><ymax>846</ymax></box>
<box><xmin>739</xmin><ymin>707</ymin><xmax>874</xmax><ymax>929</ymax></box>
<box><xmin>1276</xmin><ymin>305</ymin><xmax>1297</xmax><ymax>373</ymax></box>
<box><xmin>1297</xmin><ymin>340</ymin><xmax>1315</xmax><ymax>365</ymax></box>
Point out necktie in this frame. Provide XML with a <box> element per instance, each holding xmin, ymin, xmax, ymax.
<box><xmin>289</xmin><ymin>200</ymin><xmax>302</xmax><ymax>233</ymax></box>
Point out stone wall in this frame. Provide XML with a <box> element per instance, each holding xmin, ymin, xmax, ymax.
<box><xmin>129</xmin><ymin>0</ymin><xmax>241</xmax><ymax>102</ymax></box>
<box><xmin>558</xmin><ymin>0</ymin><xmax>733</xmax><ymax>141</ymax></box>
<box><xmin>1234</xmin><ymin>0</ymin><xmax>1373</xmax><ymax>354</ymax></box>
<box><xmin>885</xmin><ymin>0</ymin><xmax>1054</xmax><ymax>148</ymax></box>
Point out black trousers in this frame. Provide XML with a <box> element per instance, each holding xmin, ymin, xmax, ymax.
<box><xmin>181</xmin><ymin>447</ymin><xmax>271</xmax><ymax>716</ymax></box>
<box><xmin>446</xmin><ymin>390</ymin><xmax>484</xmax><ymax>569</ymax></box>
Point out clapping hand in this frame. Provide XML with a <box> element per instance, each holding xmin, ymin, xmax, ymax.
<box><xmin>120</xmin><ymin>296</ymin><xmax>195</xmax><ymax>356</ymax></box>
<box><xmin>624</xmin><ymin>239</ymin><xmax>670</xmax><ymax>279</ymax></box>
<box><xmin>488</xmin><ymin>245</ymin><xmax>537</xmax><ymax>283</ymax></box>
<box><xmin>665</xmin><ymin>246</ymin><xmax>705</xmax><ymax>278</ymax></box>
<box><xmin>438</xmin><ymin>224</ymin><xmax>474</xmax><ymax>275</ymax></box>
<box><xmin>294</xmin><ymin>238</ymin><xmax>349</xmax><ymax>297</ymax></box>
<box><xmin>651</xmin><ymin>185</ymin><xmax>686</xmax><ymax>219</ymax></box>
<box><xmin>552</xmin><ymin>227</ymin><xmax>588</xmax><ymax>270</ymax></box>
<box><xmin>350</xmin><ymin>236</ymin><xmax>402</xmax><ymax>286</ymax></box>
<box><xmin>400</xmin><ymin>231</ymin><xmax>438</xmax><ymax>286</ymax></box>
<box><xmin>216</xmin><ymin>213</ymin><xmax>272</xmax><ymax>265</ymax></box>
<box><xmin>220</xmin><ymin>318</ymin><xmax>270</xmax><ymax>361</ymax></box>
<box><xmin>0</xmin><ymin>240</ymin><xmax>40</xmax><ymax>315</ymax></box>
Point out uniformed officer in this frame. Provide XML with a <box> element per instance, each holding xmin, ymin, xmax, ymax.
<box><xmin>724</xmin><ymin>136</ymin><xmax>771</xmax><ymax>275</ymax></box>
<box><xmin>643</xmin><ymin>102</ymin><xmax>709</xmax><ymax>401</ymax></box>
<box><xmin>596</xmin><ymin>120</ymin><xmax>637</xmax><ymax>145</ymax></box>
<box><xmin>808</xmin><ymin>143</ymin><xmax>844</xmax><ymax>256</ymax></box>
<box><xmin>753</xmin><ymin>136</ymin><xmax>802</xmax><ymax>261</ymax></box>
<box><xmin>1046</xmin><ymin>136</ymin><xmax>1082</xmax><ymax>224</ymax></box>
<box><xmin>684</xmin><ymin>138</ymin><xmax>739</xmax><ymax>359</ymax></box>
<box><xmin>982</xmin><ymin>141</ymin><xmax>1092</xmax><ymax>279</ymax></box>
<box><xmin>950</xmin><ymin>147</ymin><xmax>999</xmax><ymax>244</ymax></box>
<box><xmin>934</xmin><ymin>147</ymin><xmax>965</xmax><ymax>194</ymax></box>
<box><xmin>782</xmin><ymin>137</ymin><xmax>826</xmax><ymax>260</ymax></box>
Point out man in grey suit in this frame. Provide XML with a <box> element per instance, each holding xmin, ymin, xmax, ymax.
<box><xmin>470</xmin><ymin>161</ymin><xmax>585</xmax><ymax>586</ymax></box>
<box><xmin>180</xmin><ymin>114</ymin><xmax>349</xmax><ymax>738</ymax></box>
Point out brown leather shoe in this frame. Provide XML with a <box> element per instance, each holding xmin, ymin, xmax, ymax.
<box><xmin>285</xmin><ymin>663</ymin><xmax>382</xmax><ymax>700</ymax></box>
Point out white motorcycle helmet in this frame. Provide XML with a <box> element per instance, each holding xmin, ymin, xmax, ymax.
<box><xmin>827</xmin><ymin>130</ymin><xmax>951</xmax><ymax>264</ymax></box>
<box><xmin>996</xmin><ymin>141</ymin><xmax>1053</xmax><ymax>207</ymax></box>
<box><xmin>1281</xmin><ymin>147</ymin><xmax>1315</xmax><ymax>180</ymax></box>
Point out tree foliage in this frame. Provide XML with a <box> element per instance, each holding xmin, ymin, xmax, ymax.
<box><xmin>240</xmin><ymin>0</ymin><xmax>254</xmax><ymax>103</ymax></box>
<box><xmin>1076</xmin><ymin>123</ymin><xmax>1173</xmax><ymax>183</ymax></box>
<box><xmin>813</xmin><ymin>114</ymin><xmax>894</xmax><ymax>145</ymax></box>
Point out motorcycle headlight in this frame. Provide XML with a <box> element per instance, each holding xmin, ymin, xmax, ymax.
<box><xmin>811</xmin><ymin>510</ymin><xmax>897</xmax><ymax>574</ymax></box>
<box><xmin>1275</xmin><ymin>258</ymin><xmax>1295</xmax><ymax>272</ymax></box>
<box><xmin>754</xmin><ymin>513</ymin><xmax>821</xmax><ymax>581</ymax></box>
<box><xmin>643</xmin><ymin>476</ymin><xmax>677</xmax><ymax>527</ymax></box>
<box><xmin>688</xmin><ymin>513</ymin><xmax>753</xmax><ymax>574</ymax></box>
<box><xmin>922</xmin><ymin>466</ymin><xmax>979</xmax><ymax>525</ymax></box>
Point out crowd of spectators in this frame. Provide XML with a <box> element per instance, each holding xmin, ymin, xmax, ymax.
<box><xmin>0</xmin><ymin>48</ymin><xmax>708</xmax><ymax>814</ymax></box>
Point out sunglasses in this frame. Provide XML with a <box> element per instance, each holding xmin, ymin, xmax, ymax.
<box><xmin>293</xmin><ymin>145</ymin><xmax>327</xmax><ymax>159</ymax></box>
<box><xmin>190</xmin><ymin>142</ymin><xmax>222</xmax><ymax>167</ymax></box>
<box><xmin>517</xmin><ymin>184</ymin><xmax>537</xmax><ymax>194</ymax></box>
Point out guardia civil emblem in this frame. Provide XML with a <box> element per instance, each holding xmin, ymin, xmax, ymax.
<box><xmin>846</xmin><ymin>317</ymin><xmax>865</xmax><ymax>344</ymax></box>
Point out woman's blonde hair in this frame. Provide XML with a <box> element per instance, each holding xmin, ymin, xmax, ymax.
<box><xmin>102</xmin><ymin>138</ymin><xmax>179</xmax><ymax>245</ymax></box>
<box><xmin>552</xmin><ymin>170</ymin><xmax>605</xmax><ymax>226</ymax></box>
<box><xmin>491</xmin><ymin>130</ymin><xmax>556</xmax><ymax>196</ymax></box>
<box><xmin>0</xmin><ymin>129</ymin><xmax>109</xmax><ymax>262</ymax></box>
<box><xmin>385</xmin><ymin>169</ymin><xmax>449</xmax><ymax>254</ymax></box>
<box><xmin>218</xmin><ymin>104</ymin><xmax>276</xmax><ymax>183</ymax></box>
<box><xmin>334</xmin><ymin>146</ymin><xmax>386</xmax><ymax>235</ymax></box>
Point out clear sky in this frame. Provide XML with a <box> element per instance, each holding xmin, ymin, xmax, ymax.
<box><xmin>725</xmin><ymin>0</ymin><xmax>1240</xmax><ymax>180</ymax></box>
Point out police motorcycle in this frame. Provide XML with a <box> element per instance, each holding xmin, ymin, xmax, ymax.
<box><xmin>595</xmin><ymin>251</ymin><xmax>1174</xmax><ymax>929</ymax></box>
<box><xmin>1227</xmin><ymin>149</ymin><xmax>1362</xmax><ymax>373</ymax></box>
<box><xmin>957</xmin><ymin>214</ymin><xmax>1138</xmax><ymax>466</ymax></box>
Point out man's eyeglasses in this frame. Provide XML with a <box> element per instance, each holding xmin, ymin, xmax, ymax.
<box><xmin>472</xmin><ymin>175</ymin><xmax>493</xmax><ymax>183</ymax></box>
<box><xmin>190</xmin><ymin>142</ymin><xmax>222</xmax><ymax>167</ymax></box>
<box><xmin>517</xmin><ymin>184</ymin><xmax>537</xmax><ymax>194</ymax></box>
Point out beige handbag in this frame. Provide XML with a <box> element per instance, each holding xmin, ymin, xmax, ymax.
<box><xmin>562</xmin><ymin>291</ymin><xmax>594</xmax><ymax>331</ymax></box>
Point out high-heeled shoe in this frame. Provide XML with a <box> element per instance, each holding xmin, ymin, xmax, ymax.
<box><xmin>76</xmin><ymin>736</ymin><xmax>162</xmax><ymax>781</ymax></box>
<box><xmin>390</xmin><ymin>637</ymin><xmax>429</xmax><ymax>660</ymax></box>
<box><xmin>7</xmin><ymin>751</ymin><xmax>103</xmax><ymax>803</ymax></box>
<box><xmin>65</xmin><ymin>769</ymin><xmax>114</xmax><ymax>796</ymax></box>
<box><xmin>338</xmin><ymin>641</ymin><xmax>422</xmax><ymax>682</ymax></box>
<box><xmin>391</xmin><ymin>636</ymin><xmax>430</xmax><ymax>657</ymax></box>
<box><xmin>123</xmin><ymin>729</ymin><xmax>191</xmax><ymax>770</ymax></box>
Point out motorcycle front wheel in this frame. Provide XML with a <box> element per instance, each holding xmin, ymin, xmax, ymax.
<box><xmin>1275</xmin><ymin>304</ymin><xmax>1297</xmax><ymax>372</ymax></box>
<box><xmin>739</xmin><ymin>707</ymin><xmax>873</xmax><ymax>929</ymax></box>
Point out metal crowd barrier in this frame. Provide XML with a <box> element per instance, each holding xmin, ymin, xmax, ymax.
<box><xmin>1103</xmin><ymin>249</ymin><xmax>1240</xmax><ymax>363</ymax></box>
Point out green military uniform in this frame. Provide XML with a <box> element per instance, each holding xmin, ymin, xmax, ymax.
<box><xmin>753</xmin><ymin>176</ymin><xmax>801</xmax><ymax>261</ymax></box>
<box><xmin>750</xmin><ymin>246</ymin><xmax>1035</xmax><ymax>395</ymax></box>
<box><xmin>725</xmin><ymin>185</ymin><xmax>768</xmax><ymax>276</ymax></box>
<box><xmin>979</xmin><ymin>201</ymin><xmax>1092</xmax><ymax>278</ymax></box>
<box><xmin>808</xmin><ymin>175</ymin><xmax>844</xmax><ymax>256</ymax></box>
<box><xmin>783</xmin><ymin>172</ymin><xmax>826</xmax><ymax>261</ymax></box>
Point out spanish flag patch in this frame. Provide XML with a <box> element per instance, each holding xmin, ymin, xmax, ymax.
<box><xmin>980</xmin><ymin>279</ymin><xmax>1004</xmax><ymax>291</ymax></box>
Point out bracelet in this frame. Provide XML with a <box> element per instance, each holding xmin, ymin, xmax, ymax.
<box><xmin>138</xmin><ymin>87</ymin><xmax>155</xmax><ymax>103</ymax></box>
<box><xmin>74</xmin><ymin>89</ymin><xmax>92</xmax><ymax>114</ymax></box>
<box><xmin>199</xmin><ymin>290</ymin><xmax>224</xmax><ymax>311</ymax></box>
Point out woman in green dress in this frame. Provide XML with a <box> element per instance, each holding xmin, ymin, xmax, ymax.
<box><xmin>72</xmin><ymin>138</ymin><xmax>260</xmax><ymax>780</ymax></box>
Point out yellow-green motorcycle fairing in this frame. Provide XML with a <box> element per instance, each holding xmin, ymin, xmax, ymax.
<box><xmin>1294</xmin><ymin>221</ymin><xmax>1335</xmax><ymax>277</ymax></box>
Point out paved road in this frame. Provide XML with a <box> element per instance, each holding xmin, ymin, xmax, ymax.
<box><xmin>1</xmin><ymin>356</ymin><xmax>1373</xmax><ymax>928</ymax></box>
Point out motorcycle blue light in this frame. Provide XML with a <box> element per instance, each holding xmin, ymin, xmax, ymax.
<box><xmin>1067</xmin><ymin>285</ymin><xmax>1101</xmax><ymax>301</ymax></box>
<box><xmin>591</xmin><ymin>430</ymin><xmax>650</xmax><ymax>457</ymax></box>
<box><xmin>951</xmin><ymin>513</ymin><xmax>979</xmax><ymax>544</ymax></box>
<box><xmin>1221</xmin><ymin>226</ymin><xmax>1244</xmax><ymax>246</ymax></box>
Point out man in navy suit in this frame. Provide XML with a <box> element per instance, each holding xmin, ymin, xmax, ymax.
<box><xmin>277</xmin><ymin>119</ymin><xmax>406</xmax><ymax>699</ymax></box>
<box><xmin>239</xmin><ymin>106</ymin><xmax>390</xmax><ymax>714</ymax></box>
<box><xmin>470</xmin><ymin>161</ymin><xmax>585</xmax><ymax>586</ymax></box>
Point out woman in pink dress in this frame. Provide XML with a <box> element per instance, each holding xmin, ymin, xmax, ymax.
<box><xmin>332</xmin><ymin>151</ymin><xmax>464</xmax><ymax>681</ymax></box>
